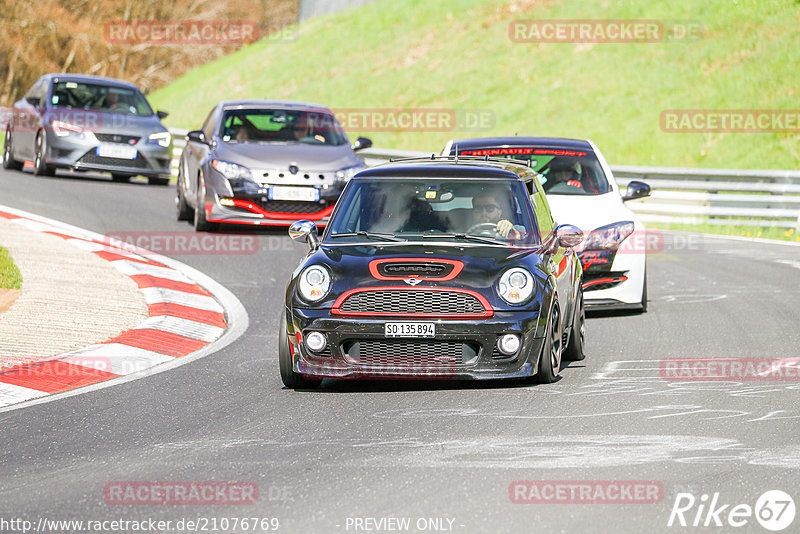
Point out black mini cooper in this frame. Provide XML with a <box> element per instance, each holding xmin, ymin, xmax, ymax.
<box><xmin>279</xmin><ymin>158</ymin><xmax>586</xmax><ymax>388</ymax></box>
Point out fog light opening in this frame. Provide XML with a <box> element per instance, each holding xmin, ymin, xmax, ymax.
<box><xmin>497</xmin><ymin>334</ymin><xmax>521</xmax><ymax>356</ymax></box>
<box><xmin>305</xmin><ymin>331</ymin><xmax>327</xmax><ymax>353</ymax></box>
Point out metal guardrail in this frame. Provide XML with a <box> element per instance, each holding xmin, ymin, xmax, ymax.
<box><xmin>168</xmin><ymin>130</ymin><xmax>800</xmax><ymax>229</ymax></box>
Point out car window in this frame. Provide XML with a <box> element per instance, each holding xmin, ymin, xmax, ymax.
<box><xmin>327</xmin><ymin>177</ymin><xmax>539</xmax><ymax>245</ymax></box>
<box><xmin>50</xmin><ymin>81</ymin><xmax>153</xmax><ymax>116</ymax></box>
<box><xmin>219</xmin><ymin>108</ymin><xmax>348</xmax><ymax>146</ymax></box>
<box><xmin>202</xmin><ymin>108</ymin><xmax>218</xmax><ymax>139</ymax></box>
<box><xmin>456</xmin><ymin>147</ymin><xmax>612</xmax><ymax>196</ymax></box>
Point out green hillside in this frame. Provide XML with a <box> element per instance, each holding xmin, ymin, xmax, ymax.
<box><xmin>149</xmin><ymin>0</ymin><xmax>800</xmax><ymax>169</ymax></box>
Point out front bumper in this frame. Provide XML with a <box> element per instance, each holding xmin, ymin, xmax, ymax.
<box><xmin>45</xmin><ymin>130</ymin><xmax>171</xmax><ymax>178</ymax></box>
<box><xmin>206</xmin><ymin>186</ymin><xmax>342</xmax><ymax>227</ymax></box>
<box><xmin>579</xmin><ymin>245</ymin><xmax>646</xmax><ymax>309</ymax></box>
<box><xmin>285</xmin><ymin>307</ymin><xmax>546</xmax><ymax>380</ymax></box>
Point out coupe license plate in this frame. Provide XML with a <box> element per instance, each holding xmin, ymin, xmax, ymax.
<box><xmin>385</xmin><ymin>322</ymin><xmax>435</xmax><ymax>338</ymax></box>
<box><xmin>96</xmin><ymin>143</ymin><xmax>137</xmax><ymax>160</ymax></box>
<box><xmin>269</xmin><ymin>186</ymin><xmax>320</xmax><ymax>202</ymax></box>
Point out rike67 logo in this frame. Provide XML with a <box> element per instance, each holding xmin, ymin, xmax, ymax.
<box><xmin>668</xmin><ymin>490</ymin><xmax>795</xmax><ymax>531</ymax></box>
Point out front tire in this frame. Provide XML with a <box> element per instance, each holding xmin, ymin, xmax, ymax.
<box><xmin>536</xmin><ymin>302</ymin><xmax>562</xmax><ymax>384</ymax></box>
<box><xmin>639</xmin><ymin>268</ymin><xmax>648</xmax><ymax>313</ymax></box>
<box><xmin>33</xmin><ymin>131</ymin><xmax>54</xmax><ymax>176</ymax></box>
<box><xmin>176</xmin><ymin>179</ymin><xmax>193</xmax><ymax>222</ymax></box>
<box><xmin>563</xmin><ymin>288</ymin><xmax>585</xmax><ymax>361</ymax></box>
<box><xmin>3</xmin><ymin>128</ymin><xmax>23</xmax><ymax>170</ymax></box>
<box><xmin>278</xmin><ymin>310</ymin><xmax>321</xmax><ymax>389</ymax></box>
<box><xmin>193</xmin><ymin>171</ymin><xmax>218</xmax><ymax>232</ymax></box>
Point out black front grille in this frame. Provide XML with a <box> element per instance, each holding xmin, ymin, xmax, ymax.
<box><xmin>78</xmin><ymin>150</ymin><xmax>149</xmax><ymax>169</ymax></box>
<box><xmin>378</xmin><ymin>262</ymin><xmax>454</xmax><ymax>279</ymax></box>
<box><xmin>94</xmin><ymin>133</ymin><xmax>140</xmax><ymax>145</ymax></box>
<box><xmin>339</xmin><ymin>290</ymin><xmax>485</xmax><ymax>315</ymax></box>
<box><xmin>254</xmin><ymin>200</ymin><xmax>327</xmax><ymax>214</ymax></box>
<box><xmin>342</xmin><ymin>339</ymin><xmax>477</xmax><ymax>367</ymax></box>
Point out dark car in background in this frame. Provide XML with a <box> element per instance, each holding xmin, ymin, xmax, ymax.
<box><xmin>176</xmin><ymin>100</ymin><xmax>372</xmax><ymax>232</ymax></box>
<box><xmin>3</xmin><ymin>73</ymin><xmax>172</xmax><ymax>184</ymax></box>
<box><xmin>279</xmin><ymin>157</ymin><xmax>586</xmax><ymax>389</ymax></box>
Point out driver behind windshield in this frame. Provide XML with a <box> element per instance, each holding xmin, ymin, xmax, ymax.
<box><xmin>471</xmin><ymin>190</ymin><xmax>525</xmax><ymax>240</ymax></box>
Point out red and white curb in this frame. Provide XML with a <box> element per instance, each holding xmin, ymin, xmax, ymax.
<box><xmin>0</xmin><ymin>205</ymin><xmax>248</xmax><ymax>412</ymax></box>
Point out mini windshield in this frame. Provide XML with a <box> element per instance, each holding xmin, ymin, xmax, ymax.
<box><xmin>50</xmin><ymin>82</ymin><xmax>154</xmax><ymax>116</ymax></box>
<box><xmin>220</xmin><ymin>108</ymin><xmax>348</xmax><ymax>146</ymax></box>
<box><xmin>326</xmin><ymin>178</ymin><xmax>539</xmax><ymax>245</ymax></box>
<box><xmin>458</xmin><ymin>148</ymin><xmax>611</xmax><ymax>195</ymax></box>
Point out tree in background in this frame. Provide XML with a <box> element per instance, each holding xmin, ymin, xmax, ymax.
<box><xmin>0</xmin><ymin>0</ymin><xmax>297</xmax><ymax>106</ymax></box>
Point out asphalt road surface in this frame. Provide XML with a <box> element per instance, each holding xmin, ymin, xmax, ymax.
<box><xmin>1</xmin><ymin>168</ymin><xmax>799</xmax><ymax>534</ymax></box>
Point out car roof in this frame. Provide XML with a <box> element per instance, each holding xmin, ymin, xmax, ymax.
<box><xmin>44</xmin><ymin>73</ymin><xmax>141</xmax><ymax>90</ymax></box>
<box><xmin>450</xmin><ymin>136</ymin><xmax>594</xmax><ymax>151</ymax></box>
<box><xmin>355</xmin><ymin>159</ymin><xmax>533</xmax><ymax>181</ymax></box>
<box><xmin>218</xmin><ymin>100</ymin><xmax>333</xmax><ymax>112</ymax></box>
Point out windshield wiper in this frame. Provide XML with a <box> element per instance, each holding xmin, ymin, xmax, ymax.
<box><xmin>329</xmin><ymin>231</ymin><xmax>405</xmax><ymax>242</ymax></box>
<box><xmin>421</xmin><ymin>233</ymin><xmax>507</xmax><ymax>245</ymax></box>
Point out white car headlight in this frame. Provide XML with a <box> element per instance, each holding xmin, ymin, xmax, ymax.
<box><xmin>148</xmin><ymin>131</ymin><xmax>171</xmax><ymax>148</ymax></box>
<box><xmin>497</xmin><ymin>267</ymin><xmax>535</xmax><ymax>305</ymax></box>
<box><xmin>51</xmin><ymin>120</ymin><xmax>97</xmax><ymax>142</ymax></box>
<box><xmin>211</xmin><ymin>159</ymin><xmax>253</xmax><ymax>181</ymax></box>
<box><xmin>582</xmin><ymin>221</ymin><xmax>634</xmax><ymax>250</ymax></box>
<box><xmin>298</xmin><ymin>265</ymin><xmax>331</xmax><ymax>303</ymax></box>
<box><xmin>334</xmin><ymin>164</ymin><xmax>366</xmax><ymax>183</ymax></box>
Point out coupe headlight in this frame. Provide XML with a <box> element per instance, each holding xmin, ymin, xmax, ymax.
<box><xmin>582</xmin><ymin>221</ymin><xmax>635</xmax><ymax>250</ymax></box>
<box><xmin>334</xmin><ymin>164</ymin><xmax>366</xmax><ymax>183</ymax></box>
<box><xmin>298</xmin><ymin>265</ymin><xmax>331</xmax><ymax>303</ymax></box>
<box><xmin>148</xmin><ymin>131</ymin><xmax>171</xmax><ymax>148</ymax></box>
<box><xmin>211</xmin><ymin>159</ymin><xmax>253</xmax><ymax>181</ymax></box>
<box><xmin>497</xmin><ymin>267</ymin><xmax>535</xmax><ymax>305</ymax></box>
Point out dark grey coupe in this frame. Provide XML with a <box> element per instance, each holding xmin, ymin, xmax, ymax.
<box><xmin>176</xmin><ymin>100</ymin><xmax>372</xmax><ymax>231</ymax></box>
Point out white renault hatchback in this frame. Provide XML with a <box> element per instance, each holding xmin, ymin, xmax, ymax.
<box><xmin>442</xmin><ymin>137</ymin><xmax>651</xmax><ymax>312</ymax></box>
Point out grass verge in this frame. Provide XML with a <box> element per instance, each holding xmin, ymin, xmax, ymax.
<box><xmin>0</xmin><ymin>246</ymin><xmax>22</xmax><ymax>289</ymax></box>
<box><xmin>149</xmin><ymin>0</ymin><xmax>800</xmax><ymax>169</ymax></box>
<box><xmin>648</xmin><ymin>222</ymin><xmax>800</xmax><ymax>242</ymax></box>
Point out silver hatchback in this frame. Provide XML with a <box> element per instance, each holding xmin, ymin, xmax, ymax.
<box><xmin>3</xmin><ymin>73</ymin><xmax>172</xmax><ymax>185</ymax></box>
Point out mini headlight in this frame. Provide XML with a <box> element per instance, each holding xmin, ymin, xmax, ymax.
<box><xmin>498</xmin><ymin>267</ymin><xmax>535</xmax><ymax>305</ymax></box>
<box><xmin>298</xmin><ymin>265</ymin><xmax>331</xmax><ymax>303</ymax></box>
<box><xmin>148</xmin><ymin>131</ymin><xmax>171</xmax><ymax>148</ymax></box>
<box><xmin>211</xmin><ymin>159</ymin><xmax>253</xmax><ymax>181</ymax></box>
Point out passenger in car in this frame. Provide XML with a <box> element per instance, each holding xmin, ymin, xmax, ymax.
<box><xmin>545</xmin><ymin>159</ymin><xmax>585</xmax><ymax>193</ymax></box>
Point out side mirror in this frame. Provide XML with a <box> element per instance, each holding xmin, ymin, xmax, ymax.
<box><xmin>186</xmin><ymin>130</ymin><xmax>207</xmax><ymax>144</ymax></box>
<box><xmin>26</xmin><ymin>96</ymin><xmax>40</xmax><ymax>107</ymax></box>
<box><xmin>555</xmin><ymin>224</ymin><xmax>584</xmax><ymax>248</ymax></box>
<box><xmin>622</xmin><ymin>180</ymin><xmax>651</xmax><ymax>201</ymax></box>
<box><xmin>351</xmin><ymin>137</ymin><xmax>372</xmax><ymax>151</ymax></box>
<box><xmin>289</xmin><ymin>220</ymin><xmax>320</xmax><ymax>250</ymax></box>
<box><xmin>157</xmin><ymin>110</ymin><xmax>169</xmax><ymax>120</ymax></box>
